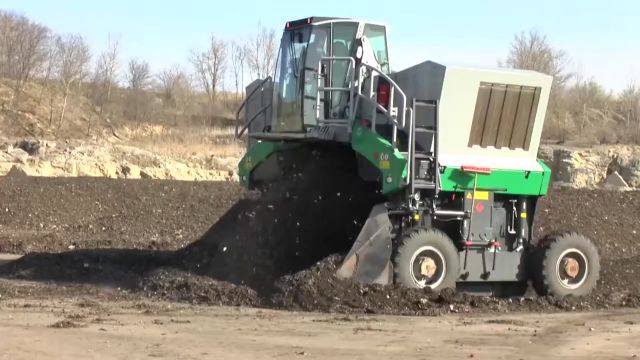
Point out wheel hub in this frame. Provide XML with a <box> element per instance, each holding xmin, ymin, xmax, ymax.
<box><xmin>555</xmin><ymin>248</ymin><xmax>589</xmax><ymax>290</ymax></box>
<box><xmin>563</xmin><ymin>258</ymin><xmax>580</xmax><ymax>279</ymax></box>
<box><xmin>409</xmin><ymin>245</ymin><xmax>447</xmax><ymax>289</ymax></box>
<box><xmin>419</xmin><ymin>257</ymin><xmax>437</xmax><ymax>278</ymax></box>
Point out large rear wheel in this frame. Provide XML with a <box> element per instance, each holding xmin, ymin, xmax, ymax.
<box><xmin>394</xmin><ymin>229</ymin><xmax>460</xmax><ymax>290</ymax></box>
<box><xmin>533</xmin><ymin>232</ymin><xmax>600</xmax><ymax>297</ymax></box>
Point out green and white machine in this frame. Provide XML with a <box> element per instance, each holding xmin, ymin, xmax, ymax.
<box><xmin>235</xmin><ymin>17</ymin><xmax>599</xmax><ymax>297</ymax></box>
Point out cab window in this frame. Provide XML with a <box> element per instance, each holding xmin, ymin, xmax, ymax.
<box><xmin>363</xmin><ymin>24</ymin><xmax>389</xmax><ymax>74</ymax></box>
<box><xmin>330</xmin><ymin>22</ymin><xmax>358</xmax><ymax>116</ymax></box>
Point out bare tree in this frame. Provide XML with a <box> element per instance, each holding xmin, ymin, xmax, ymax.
<box><xmin>126</xmin><ymin>58</ymin><xmax>152</xmax><ymax>122</ymax></box>
<box><xmin>566</xmin><ymin>79</ymin><xmax>613</xmax><ymax>137</ymax></box>
<box><xmin>127</xmin><ymin>58</ymin><xmax>151</xmax><ymax>90</ymax></box>
<box><xmin>503</xmin><ymin>30</ymin><xmax>572</xmax><ymax>89</ymax></box>
<box><xmin>617</xmin><ymin>84</ymin><xmax>640</xmax><ymax>142</ymax></box>
<box><xmin>502</xmin><ymin>30</ymin><xmax>574</xmax><ymax>140</ymax></box>
<box><xmin>157</xmin><ymin>64</ymin><xmax>193</xmax><ymax>124</ymax></box>
<box><xmin>41</xmin><ymin>34</ymin><xmax>58</xmax><ymax>125</ymax></box>
<box><xmin>189</xmin><ymin>35</ymin><xmax>227</xmax><ymax>114</ymax></box>
<box><xmin>54</xmin><ymin>33</ymin><xmax>91</xmax><ymax>128</ymax></box>
<box><xmin>83</xmin><ymin>35</ymin><xmax>120</xmax><ymax>134</ymax></box>
<box><xmin>0</xmin><ymin>11</ymin><xmax>49</xmax><ymax>106</ymax></box>
<box><xmin>246</xmin><ymin>25</ymin><xmax>277</xmax><ymax>79</ymax></box>
<box><xmin>157</xmin><ymin>65</ymin><xmax>191</xmax><ymax>105</ymax></box>
<box><xmin>230</xmin><ymin>40</ymin><xmax>246</xmax><ymax>99</ymax></box>
<box><xmin>92</xmin><ymin>34</ymin><xmax>120</xmax><ymax>105</ymax></box>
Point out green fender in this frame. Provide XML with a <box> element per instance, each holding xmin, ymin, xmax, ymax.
<box><xmin>238</xmin><ymin>141</ymin><xmax>285</xmax><ymax>187</ymax></box>
<box><xmin>238</xmin><ymin>124</ymin><xmax>409</xmax><ymax>195</ymax></box>
<box><xmin>350</xmin><ymin>123</ymin><xmax>408</xmax><ymax>195</ymax></box>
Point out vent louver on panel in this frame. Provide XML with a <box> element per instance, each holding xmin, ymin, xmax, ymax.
<box><xmin>468</xmin><ymin>82</ymin><xmax>541</xmax><ymax>150</ymax></box>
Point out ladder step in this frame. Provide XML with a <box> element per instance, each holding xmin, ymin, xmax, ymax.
<box><xmin>413</xmin><ymin>100</ymin><xmax>437</xmax><ymax>108</ymax></box>
<box><xmin>319</xmin><ymin>87</ymin><xmax>351</xmax><ymax>92</ymax></box>
<box><xmin>414</xmin><ymin>153</ymin><xmax>433</xmax><ymax>159</ymax></box>
<box><xmin>414</xmin><ymin>179</ymin><xmax>436</xmax><ymax>189</ymax></box>
<box><xmin>402</xmin><ymin>153</ymin><xmax>433</xmax><ymax>161</ymax></box>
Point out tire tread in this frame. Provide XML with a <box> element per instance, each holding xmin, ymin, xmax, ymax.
<box><xmin>393</xmin><ymin>228</ymin><xmax>459</xmax><ymax>290</ymax></box>
<box><xmin>533</xmin><ymin>232</ymin><xmax>600</xmax><ymax>297</ymax></box>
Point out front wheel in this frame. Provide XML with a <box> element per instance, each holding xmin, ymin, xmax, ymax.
<box><xmin>532</xmin><ymin>232</ymin><xmax>600</xmax><ymax>297</ymax></box>
<box><xmin>393</xmin><ymin>229</ymin><xmax>460</xmax><ymax>290</ymax></box>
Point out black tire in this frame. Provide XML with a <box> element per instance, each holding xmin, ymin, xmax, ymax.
<box><xmin>532</xmin><ymin>232</ymin><xmax>600</xmax><ymax>297</ymax></box>
<box><xmin>393</xmin><ymin>229</ymin><xmax>460</xmax><ymax>290</ymax></box>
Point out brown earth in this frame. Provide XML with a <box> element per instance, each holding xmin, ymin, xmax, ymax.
<box><xmin>1</xmin><ymin>299</ymin><xmax>639</xmax><ymax>359</ymax></box>
<box><xmin>0</xmin><ymin>173</ymin><xmax>246</xmax><ymax>253</ymax></box>
<box><xmin>1</xmin><ymin>169</ymin><xmax>640</xmax><ymax>316</ymax></box>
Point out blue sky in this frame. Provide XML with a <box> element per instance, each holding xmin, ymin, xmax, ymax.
<box><xmin>1</xmin><ymin>0</ymin><xmax>638</xmax><ymax>92</ymax></box>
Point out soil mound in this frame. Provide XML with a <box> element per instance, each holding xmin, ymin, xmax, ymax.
<box><xmin>1</xmin><ymin>173</ymin><xmax>640</xmax><ymax>315</ymax></box>
<box><xmin>174</xmin><ymin>145</ymin><xmax>384</xmax><ymax>293</ymax></box>
<box><xmin>535</xmin><ymin>188</ymin><xmax>640</xmax><ymax>260</ymax></box>
<box><xmin>268</xmin><ymin>254</ymin><xmax>640</xmax><ymax>315</ymax></box>
<box><xmin>138</xmin><ymin>268</ymin><xmax>260</xmax><ymax>307</ymax></box>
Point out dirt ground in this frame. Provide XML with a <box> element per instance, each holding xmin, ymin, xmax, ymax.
<box><xmin>1</xmin><ymin>297</ymin><xmax>639</xmax><ymax>360</ymax></box>
<box><xmin>2</xmin><ymin>174</ymin><xmax>640</xmax><ymax>313</ymax></box>
<box><xmin>2</xmin><ymin>174</ymin><xmax>640</xmax><ymax>358</ymax></box>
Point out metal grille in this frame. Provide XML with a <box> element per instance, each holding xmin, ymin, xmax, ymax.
<box><xmin>468</xmin><ymin>82</ymin><xmax>541</xmax><ymax>150</ymax></box>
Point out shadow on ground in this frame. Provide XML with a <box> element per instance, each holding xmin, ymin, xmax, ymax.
<box><xmin>0</xmin><ymin>248</ymin><xmax>178</xmax><ymax>289</ymax></box>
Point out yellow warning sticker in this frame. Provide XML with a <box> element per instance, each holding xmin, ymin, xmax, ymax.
<box><xmin>379</xmin><ymin>160</ymin><xmax>390</xmax><ymax>169</ymax></box>
<box><xmin>472</xmin><ymin>191</ymin><xmax>489</xmax><ymax>200</ymax></box>
<box><xmin>520</xmin><ymin>212</ymin><xmax>527</xmax><ymax>219</ymax></box>
<box><xmin>466</xmin><ymin>192</ymin><xmax>472</xmax><ymax>199</ymax></box>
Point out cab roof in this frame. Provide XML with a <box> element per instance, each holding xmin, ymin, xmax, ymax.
<box><xmin>285</xmin><ymin>16</ymin><xmax>362</xmax><ymax>29</ymax></box>
<box><xmin>284</xmin><ymin>17</ymin><xmax>386</xmax><ymax>30</ymax></box>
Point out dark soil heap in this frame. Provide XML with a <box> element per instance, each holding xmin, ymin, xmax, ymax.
<box><xmin>174</xmin><ymin>145</ymin><xmax>384</xmax><ymax>293</ymax></box>
<box><xmin>0</xmin><ymin>175</ymin><xmax>245</xmax><ymax>253</ymax></box>
<box><xmin>1</xmin><ymin>171</ymin><xmax>640</xmax><ymax>315</ymax></box>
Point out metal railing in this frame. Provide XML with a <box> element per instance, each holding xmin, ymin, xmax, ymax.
<box><xmin>356</xmin><ymin>63</ymin><xmax>408</xmax><ymax>146</ymax></box>
<box><xmin>235</xmin><ymin>76</ymin><xmax>272</xmax><ymax>138</ymax></box>
<box><xmin>355</xmin><ymin>63</ymin><xmax>412</xmax><ymax>184</ymax></box>
<box><xmin>313</xmin><ymin>58</ymin><xmax>415</xmax><ymax>185</ymax></box>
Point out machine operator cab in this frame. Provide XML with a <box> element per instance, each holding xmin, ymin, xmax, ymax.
<box><xmin>248</xmin><ymin>17</ymin><xmax>391</xmax><ymax>143</ymax></box>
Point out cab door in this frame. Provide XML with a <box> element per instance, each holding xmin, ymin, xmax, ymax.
<box><xmin>328</xmin><ymin>22</ymin><xmax>358</xmax><ymax>119</ymax></box>
<box><xmin>302</xmin><ymin>25</ymin><xmax>329</xmax><ymax>126</ymax></box>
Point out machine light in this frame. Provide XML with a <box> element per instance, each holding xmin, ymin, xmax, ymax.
<box><xmin>377</xmin><ymin>80</ymin><xmax>390</xmax><ymax>110</ymax></box>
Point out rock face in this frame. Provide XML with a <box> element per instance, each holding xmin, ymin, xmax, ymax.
<box><xmin>5</xmin><ymin>138</ymin><xmax>640</xmax><ymax>190</ymax></box>
<box><xmin>7</xmin><ymin>147</ymin><xmax>29</xmax><ymax>164</ymax></box>
<box><xmin>539</xmin><ymin>144</ymin><xmax>640</xmax><ymax>189</ymax></box>
<box><xmin>0</xmin><ymin>139</ymin><xmax>239</xmax><ymax>182</ymax></box>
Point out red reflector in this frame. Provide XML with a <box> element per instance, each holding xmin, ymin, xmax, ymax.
<box><xmin>461</xmin><ymin>166</ymin><xmax>492</xmax><ymax>174</ymax></box>
<box><xmin>360</xmin><ymin>118</ymin><xmax>370</xmax><ymax>128</ymax></box>
<box><xmin>377</xmin><ymin>81</ymin><xmax>390</xmax><ymax>109</ymax></box>
<box><xmin>373</xmin><ymin>152</ymin><xmax>379</xmax><ymax>160</ymax></box>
